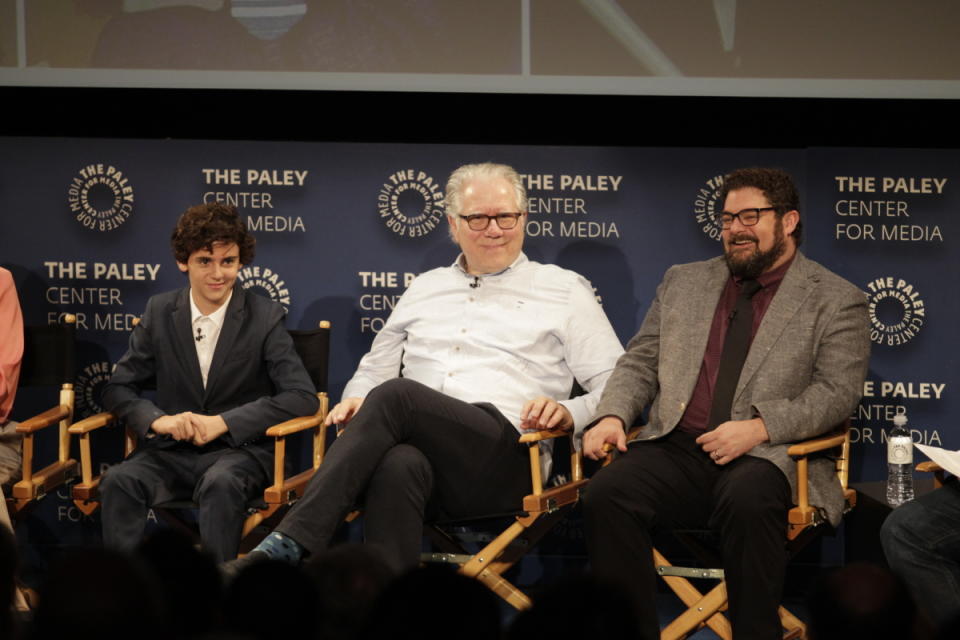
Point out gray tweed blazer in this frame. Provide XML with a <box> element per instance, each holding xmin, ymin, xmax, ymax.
<box><xmin>593</xmin><ymin>251</ymin><xmax>871</xmax><ymax>525</ymax></box>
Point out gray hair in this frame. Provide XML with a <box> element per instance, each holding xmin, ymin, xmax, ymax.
<box><xmin>444</xmin><ymin>162</ymin><xmax>527</xmax><ymax>217</ymax></box>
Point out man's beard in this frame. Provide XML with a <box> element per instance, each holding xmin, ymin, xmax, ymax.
<box><xmin>724</xmin><ymin>218</ymin><xmax>787</xmax><ymax>279</ymax></box>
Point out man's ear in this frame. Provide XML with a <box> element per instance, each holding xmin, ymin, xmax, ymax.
<box><xmin>447</xmin><ymin>214</ymin><xmax>460</xmax><ymax>243</ymax></box>
<box><xmin>782</xmin><ymin>209</ymin><xmax>800</xmax><ymax>237</ymax></box>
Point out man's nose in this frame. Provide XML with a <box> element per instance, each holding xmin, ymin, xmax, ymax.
<box><xmin>485</xmin><ymin>218</ymin><xmax>505</xmax><ymax>235</ymax></box>
<box><xmin>727</xmin><ymin>214</ymin><xmax>753</xmax><ymax>234</ymax></box>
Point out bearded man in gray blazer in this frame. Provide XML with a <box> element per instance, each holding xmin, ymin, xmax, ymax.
<box><xmin>582</xmin><ymin>168</ymin><xmax>870</xmax><ymax>639</ymax></box>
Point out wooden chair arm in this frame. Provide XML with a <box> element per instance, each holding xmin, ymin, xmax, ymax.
<box><xmin>518</xmin><ymin>428</ymin><xmax>573</xmax><ymax>444</ymax></box>
<box><xmin>265</xmin><ymin>396</ymin><xmax>330</xmax><ymax>504</ymax></box>
<box><xmin>68</xmin><ymin>412</ymin><xmax>128</xmax><ymax>501</ymax></box>
<box><xmin>17</xmin><ymin>406</ymin><xmax>71</xmax><ymax>433</ymax></box>
<box><xmin>68</xmin><ymin>412</ymin><xmax>119</xmax><ymax>434</ymax></box>
<box><xmin>264</xmin><ymin>414</ymin><xmax>324</xmax><ymax>438</ymax></box>
<box><xmin>916</xmin><ymin>461</ymin><xmax>943</xmax><ymax>473</ymax></box>
<box><xmin>788</xmin><ymin>428</ymin><xmax>850</xmax><ymax>521</ymax></box>
<box><xmin>916</xmin><ymin>461</ymin><xmax>947</xmax><ymax>489</ymax></box>
<box><xmin>519</xmin><ymin>427</ymin><xmax>582</xmax><ymax>496</ymax></box>
<box><xmin>786</xmin><ymin>431</ymin><xmax>847</xmax><ymax>458</ymax></box>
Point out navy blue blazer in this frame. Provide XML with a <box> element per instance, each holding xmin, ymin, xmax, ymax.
<box><xmin>103</xmin><ymin>286</ymin><xmax>319</xmax><ymax>474</ymax></box>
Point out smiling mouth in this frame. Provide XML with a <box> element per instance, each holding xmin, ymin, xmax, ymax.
<box><xmin>728</xmin><ymin>235</ymin><xmax>757</xmax><ymax>248</ymax></box>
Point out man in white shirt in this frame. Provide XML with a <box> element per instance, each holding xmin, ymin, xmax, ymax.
<box><xmin>235</xmin><ymin>162</ymin><xmax>624</xmax><ymax>572</ymax></box>
<box><xmin>100</xmin><ymin>203</ymin><xmax>318</xmax><ymax>562</ymax></box>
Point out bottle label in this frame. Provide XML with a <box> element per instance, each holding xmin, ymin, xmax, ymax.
<box><xmin>887</xmin><ymin>435</ymin><xmax>913</xmax><ymax>464</ymax></box>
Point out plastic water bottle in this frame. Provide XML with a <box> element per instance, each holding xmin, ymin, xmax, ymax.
<box><xmin>886</xmin><ymin>413</ymin><xmax>915</xmax><ymax>507</ymax></box>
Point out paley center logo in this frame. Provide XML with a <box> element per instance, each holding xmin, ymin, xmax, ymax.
<box><xmin>377</xmin><ymin>169</ymin><xmax>445</xmax><ymax>239</ymax></box>
<box><xmin>237</xmin><ymin>265</ymin><xmax>292</xmax><ymax>313</ymax></box>
<box><xmin>865</xmin><ymin>276</ymin><xmax>925</xmax><ymax>346</ymax></box>
<box><xmin>68</xmin><ymin>163</ymin><xmax>134</xmax><ymax>231</ymax></box>
<box><xmin>75</xmin><ymin>360</ymin><xmax>115</xmax><ymax>418</ymax></box>
<box><xmin>691</xmin><ymin>174</ymin><xmax>726</xmax><ymax>241</ymax></box>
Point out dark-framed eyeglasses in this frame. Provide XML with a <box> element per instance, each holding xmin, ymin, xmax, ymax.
<box><xmin>715</xmin><ymin>207</ymin><xmax>778</xmax><ymax>229</ymax></box>
<box><xmin>459</xmin><ymin>212</ymin><xmax>524</xmax><ymax>231</ymax></box>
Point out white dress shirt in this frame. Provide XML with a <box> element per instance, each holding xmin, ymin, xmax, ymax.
<box><xmin>343</xmin><ymin>253</ymin><xmax>624</xmax><ymax>435</ymax></box>
<box><xmin>189</xmin><ymin>289</ymin><xmax>231</xmax><ymax>388</ymax></box>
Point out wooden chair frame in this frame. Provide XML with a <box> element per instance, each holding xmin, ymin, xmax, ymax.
<box><xmin>606</xmin><ymin>423</ymin><xmax>854</xmax><ymax>640</ymax></box>
<box><xmin>421</xmin><ymin>428</ymin><xmax>586</xmax><ymax>610</ymax></box>
<box><xmin>9</xmin><ymin>314</ymin><xmax>79</xmax><ymax>514</ymax></box>
<box><xmin>916</xmin><ymin>460</ymin><xmax>946</xmax><ymax>488</ymax></box>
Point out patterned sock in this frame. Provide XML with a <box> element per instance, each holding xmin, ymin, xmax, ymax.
<box><xmin>253</xmin><ymin>531</ymin><xmax>304</xmax><ymax>565</ymax></box>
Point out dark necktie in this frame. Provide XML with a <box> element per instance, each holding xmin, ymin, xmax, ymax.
<box><xmin>708</xmin><ymin>278</ymin><xmax>762</xmax><ymax>429</ymax></box>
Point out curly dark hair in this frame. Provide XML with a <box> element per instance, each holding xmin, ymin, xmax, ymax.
<box><xmin>718</xmin><ymin>167</ymin><xmax>803</xmax><ymax>246</ymax></box>
<box><xmin>170</xmin><ymin>202</ymin><xmax>256</xmax><ymax>265</ymax></box>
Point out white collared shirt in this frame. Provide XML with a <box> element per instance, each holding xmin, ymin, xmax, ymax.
<box><xmin>343</xmin><ymin>253</ymin><xmax>624</xmax><ymax>434</ymax></box>
<box><xmin>189</xmin><ymin>289</ymin><xmax>232</xmax><ymax>388</ymax></box>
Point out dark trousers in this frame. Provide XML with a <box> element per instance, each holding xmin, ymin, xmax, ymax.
<box><xmin>100</xmin><ymin>444</ymin><xmax>268</xmax><ymax>563</ymax></box>
<box><xmin>276</xmin><ymin>378</ymin><xmax>531</xmax><ymax>572</ymax></box>
<box><xmin>583</xmin><ymin>430</ymin><xmax>792</xmax><ymax>640</ymax></box>
<box><xmin>881</xmin><ymin>478</ymin><xmax>960</xmax><ymax>626</ymax></box>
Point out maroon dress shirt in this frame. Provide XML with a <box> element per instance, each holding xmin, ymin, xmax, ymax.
<box><xmin>677</xmin><ymin>256</ymin><xmax>794</xmax><ymax>435</ymax></box>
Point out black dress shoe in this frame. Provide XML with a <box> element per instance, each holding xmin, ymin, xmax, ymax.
<box><xmin>220</xmin><ymin>550</ymin><xmax>270</xmax><ymax>584</ymax></box>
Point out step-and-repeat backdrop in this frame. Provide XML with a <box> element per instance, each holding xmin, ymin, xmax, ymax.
<box><xmin>2</xmin><ymin>137</ymin><xmax>957</xmax><ymax>566</ymax></box>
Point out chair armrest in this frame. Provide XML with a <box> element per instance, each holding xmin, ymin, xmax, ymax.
<box><xmin>264</xmin><ymin>414</ymin><xmax>323</xmax><ymax>438</ymax></box>
<box><xmin>917</xmin><ymin>461</ymin><xmax>947</xmax><ymax>489</ymax></box>
<box><xmin>68</xmin><ymin>412</ymin><xmax>122</xmax><ymax>499</ymax></box>
<box><xmin>786</xmin><ymin>431</ymin><xmax>847</xmax><ymax>458</ymax></box>
<box><xmin>787</xmin><ymin>428</ymin><xmax>850</xmax><ymax>523</ymax></box>
<box><xmin>916</xmin><ymin>461</ymin><xmax>943</xmax><ymax>473</ymax></box>
<box><xmin>17</xmin><ymin>406</ymin><xmax>71</xmax><ymax>433</ymax></box>
<box><xmin>68</xmin><ymin>412</ymin><xmax>119</xmax><ymax>434</ymax></box>
<box><xmin>518</xmin><ymin>428</ymin><xmax>572</xmax><ymax>444</ymax></box>
<box><xmin>264</xmin><ymin>398</ymin><xmax>330</xmax><ymax>504</ymax></box>
<box><xmin>518</xmin><ymin>427</ymin><xmax>582</xmax><ymax>495</ymax></box>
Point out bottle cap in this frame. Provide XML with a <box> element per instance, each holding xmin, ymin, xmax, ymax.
<box><xmin>893</xmin><ymin>413</ymin><xmax>908</xmax><ymax>427</ymax></box>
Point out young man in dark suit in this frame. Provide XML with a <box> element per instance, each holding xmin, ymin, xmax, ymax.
<box><xmin>100</xmin><ymin>203</ymin><xmax>318</xmax><ymax>562</ymax></box>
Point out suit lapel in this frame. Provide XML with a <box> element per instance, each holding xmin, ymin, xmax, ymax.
<box><xmin>736</xmin><ymin>253</ymin><xmax>814</xmax><ymax>401</ymax></box>
<box><xmin>203</xmin><ymin>287</ymin><xmax>245</xmax><ymax>402</ymax></box>
<box><xmin>171</xmin><ymin>288</ymin><xmax>205</xmax><ymax>403</ymax></box>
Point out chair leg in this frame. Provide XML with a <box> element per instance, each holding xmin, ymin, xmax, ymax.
<box><xmin>778</xmin><ymin>605</ymin><xmax>807</xmax><ymax>639</ymax></box>
<box><xmin>460</xmin><ymin>521</ymin><xmax>526</xmax><ymax>578</ymax></box>
<box><xmin>451</xmin><ymin>509</ymin><xmax>572</xmax><ymax>610</ymax></box>
<box><xmin>655</xmin><ymin>549</ymin><xmax>733</xmax><ymax>640</ymax></box>
<box><xmin>661</xmin><ymin>581</ymin><xmax>731</xmax><ymax>640</ymax></box>
<box><xmin>477</xmin><ymin>571</ymin><xmax>533</xmax><ymax>611</ymax></box>
<box><xmin>240</xmin><ymin>504</ymin><xmax>280</xmax><ymax>539</ymax></box>
<box><xmin>474</xmin><ymin>566</ymin><xmax>533</xmax><ymax>610</ymax></box>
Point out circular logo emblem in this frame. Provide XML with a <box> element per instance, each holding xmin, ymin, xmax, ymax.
<box><xmin>237</xmin><ymin>265</ymin><xmax>292</xmax><ymax>313</ymax></box>
<box><xmin>692</xmin><ymin>174</ymin><xmax>726</xmax><ymax>241</ymax></box>
<box><xmin>75</xmin><ymin>361</ymin><xmax>115</xmax><ymax>418</ymax></box>
<box><xmin>377</xmin><ymin>169</ymin><xmax>445</xmax><ymax>238</ymax></box>
<box><xmin>865</xmin><ymin>277</ymin><xmax>925</xmax><ymax>347</ymax></box>
<box><xmin>889</xmin><ymin>442</ymin><xmax>911</xmax><ymax>463</ymax></box>
<box><xmin>68</xmin><ymin>164</ymin><xmax>134</xmax><ymax>231</ymax></box>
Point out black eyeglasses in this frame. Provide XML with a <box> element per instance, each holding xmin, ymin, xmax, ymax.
<box><xmin>459</xmin><ymin>212</ymin><xmax>523</xmax><ymax>231</ymax></box>
<box><xmin>715</xmin><ymin>207</ymin><xmax>778</xmax><ymax>229</ymax></box>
